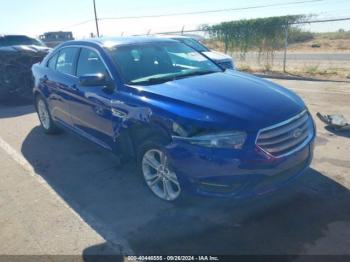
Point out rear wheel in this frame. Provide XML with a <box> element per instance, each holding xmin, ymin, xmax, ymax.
<box><xmin>138</xmin><ymin>138</ymin><xmax>183</xmax><ymax>202</ymax></box>
<box><xmin>36</xmin><ymin>96</ymin><xmax>59</xmax><ymax>134</ymax></box>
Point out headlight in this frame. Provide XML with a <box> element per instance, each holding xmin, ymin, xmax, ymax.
<box><xmin>172</xmin><ymin>122</ymin><xmax>188</xmax><ymax>137</ymax></box>
<box><xmin>174</xmin><ymin>131</ymin><xmax>247</xmax><ymax>149</ymax></box>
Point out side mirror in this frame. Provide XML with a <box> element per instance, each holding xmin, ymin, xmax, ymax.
<box><xmin>79</xmin><ymin>73</ymin><xmax>109</xmax><ymax>87</ymax></box>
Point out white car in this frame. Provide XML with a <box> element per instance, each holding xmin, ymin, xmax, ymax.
<box><xmin>156</xmin><ymin>35</ymin><xmax>235</xmax><ymax>70</ymax></box>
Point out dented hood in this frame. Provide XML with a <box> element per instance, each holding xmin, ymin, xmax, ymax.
<box><xmin>135</xmin><ymin>71</ymin><xmax>306</xmax><ymax>130</ymax></box>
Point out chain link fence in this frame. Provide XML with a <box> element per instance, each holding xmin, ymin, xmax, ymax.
<box><xmin>144</xmin><ymin>18</ymin><xmax>350</xmax><ymax>80</ymax></box>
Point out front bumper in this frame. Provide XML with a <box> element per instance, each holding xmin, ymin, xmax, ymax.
<box><xmin>166</xmin><ymin>137</ymin><xmax>314</xmax><ymax>198</ymax></box>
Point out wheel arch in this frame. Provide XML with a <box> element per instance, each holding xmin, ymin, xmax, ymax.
<box><xmin>33</xmin><ymin>90</ymin><xmax>44</xmax><ymax>109</ymax></box>
<box><xmin>116</xmin><ymin>119</ymin><xmax>172</xmax><ymax>158</ymax></box>
<box><xmin>33</xmin><ymin>89</ymin><xmax>46</xmax><ymax>102</ymax></box>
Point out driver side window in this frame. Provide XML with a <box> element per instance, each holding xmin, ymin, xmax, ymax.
<box><xmin>76</xmin><ymin>48</ymin><xmax>109</xmax><ymax>78</ymax></box>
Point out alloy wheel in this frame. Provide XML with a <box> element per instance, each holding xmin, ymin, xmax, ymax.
<box><xmin>142</xmin><ymin>149</ymin><xmax>181</xmax><ymax>201</ymax></box>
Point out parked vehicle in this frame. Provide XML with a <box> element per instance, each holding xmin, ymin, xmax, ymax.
<box><xmin>32</xmin><ymin>37</ymin><xmax>315</xmax><ymax>202</ymax></box>
<box><xmin>39</xmin><ymin>31</ymin><xmax>74</xmax><ymax>47</ymax></box>
<box><xmin>0</xmin><ymin>35</ymin><xmax>47</xmax><ymax>47</ymax></box>
<box><xmin>0</xmin><ymin>35</ymin><xmax>51</xmax><ymax>100</ymax></box>
<box><xmin>156</xmin><ymin>34</ymin><xmax>235</xmax><ymax>69</ymax></box>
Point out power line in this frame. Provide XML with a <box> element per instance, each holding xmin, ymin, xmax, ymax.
<box><xmin>101</xmin><ymin>0</ymin><xmax>323</xmax><ymax>20</ymax></box>
<box><xmin>291</xmin><ymin>17</ymin><xmax>350</xmax><ymax>24</ymax></box>
<box><xmin>61</xmin><ymin>0</ymin><xmax>324</xmax><ymax>29</ymax></box>
<box><xmin>151</xmin><ymin>17</ymin><xmax>350</xmax><ymax>35</ymax></box>
<box><xmin>61</xmin><ymin>19</ymin><xmax>94</xmax><ymax>30</ymax></box>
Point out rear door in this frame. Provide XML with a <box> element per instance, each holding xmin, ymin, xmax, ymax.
<box><xmin>44</xmin><ymin>47</ymin><xmax>80</xmax><ymax>127</ymax></box>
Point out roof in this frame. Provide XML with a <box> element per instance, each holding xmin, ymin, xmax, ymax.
<box><xmin>153</xmin><ymin>34</ymin><xmax>190</xmax><ymax>39</ymax></box>
<box><xmin>69</xmin><ymin>36</ymin><xmax>177</xmax><ymax>48</ymax></box>
<box><xmin>0</xmin><ymin>34</ymin><xmax>32</xmax><ymax>38</ymax></box>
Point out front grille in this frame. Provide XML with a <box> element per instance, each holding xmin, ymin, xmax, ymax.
<box><xmin>256</xmin><ymin>111</ymin><xmax>313</xmax><ymax>157</ymax></box>
<box><xmin>218</xmin><ymin>61</ymin><xmax>233</xmax><ymax>69</ymax></box>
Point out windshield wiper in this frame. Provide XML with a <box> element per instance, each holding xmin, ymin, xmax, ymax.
<box><xmin>130</xmin><ymin>70</ymin><xmax>220</xmax><ymax>86</ymax></box>
<box><xmin>131</xmin><ymin>76</ymin><xmax>176</xmax><ymax>85</ymax></box>
<box><xmin>174</xmin><ymin>70</ymin><xmax>219</xmax><ymax>80</ymax></box>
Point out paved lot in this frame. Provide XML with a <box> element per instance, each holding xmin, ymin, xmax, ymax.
<box><xmin>0</xmin><ymin>78</ymin><xmax>350</xmax><ymax>256</ymax></box>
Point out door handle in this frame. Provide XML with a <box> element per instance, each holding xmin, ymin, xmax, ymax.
<box><xmin>70</xmin><ymin>84</ymin><xmax>78</xmax><ymax>91</ymax></box>
<box><xmin>40</xmin><ymin>75</ymin><xmax>48</xmax><ymax>83</ymax></box>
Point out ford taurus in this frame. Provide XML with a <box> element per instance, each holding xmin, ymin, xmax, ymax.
<box><xmin>32</xmin><ymin>37</ymin><xmax>315</xmax><ymax>202</ymax></box>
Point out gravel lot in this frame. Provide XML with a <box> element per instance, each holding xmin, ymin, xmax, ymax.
<box><xmin>0</xmin><ymin>78</ymin><xmax>349</xmax><ymax>257</ymax></box>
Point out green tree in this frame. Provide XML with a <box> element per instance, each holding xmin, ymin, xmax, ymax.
<box><xmin>202</xmin><ymin>15</ymin><xmax>308</xmax><ymax>66</ymax></box>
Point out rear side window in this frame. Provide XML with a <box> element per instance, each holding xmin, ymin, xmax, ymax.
<box><xmin>47</xmin><ymin>53</ymin><xmax>58</xmax><ymax>70</ymax></box>
<box><xmin>56</xmin><ymin>47</ymin><xmax>79</xmax><ymax>75</ymax></box>
<box><xmin>178</xmin><ymin>38</ymin><xmax>209</xmax><ymax>52</ymax></box>
<box><xmin>76</xmin><ymin>48</ymin><xmax>109</xmax><ymax>77</ymax></box>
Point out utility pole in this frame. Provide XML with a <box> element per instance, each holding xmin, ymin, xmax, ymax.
<box><xmin>93</xmin><ymin>0</ymin><xmax>100</xmax><ymax>37</ymax></box>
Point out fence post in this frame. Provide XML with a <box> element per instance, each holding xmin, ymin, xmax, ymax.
<box><xmin>224</xmin><ymin>35</ymin><xmax>228</xmax><ymax>54</ymax></box>
<box><xmin>283</xmin><ymin>23</ymin><xmax>289</xmax><ymax>73</ymax></box>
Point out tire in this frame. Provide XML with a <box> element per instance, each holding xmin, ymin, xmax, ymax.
<box><xmin>137</xmin><ymin>136</ymin><xmax>186</xmax><ymax>203</ymax></box>
<box><xmin>35</xmin><ymin>95</ymin><xmax>60</xmax><ymax>134</ymax></box>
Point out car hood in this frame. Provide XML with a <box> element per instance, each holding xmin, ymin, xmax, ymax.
<box><xmin>0</xmin><ymin>45</ymin><xmax>51</xmax><ymax>53</ymax></box>
<box><xmin>132</xmin><ymin>71</ymin><xmax>306</xmax><ymax>131</ymax></box>
<box><xmin>202</xmin><ymin>50</ymin><xmax>232</xmax><ymax>62</ymax></box>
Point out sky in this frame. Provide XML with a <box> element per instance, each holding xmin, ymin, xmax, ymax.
<box><xmin>1</xmin><ymin>0</ymin><xmax>350</xmax><ymax>38</ymax></box>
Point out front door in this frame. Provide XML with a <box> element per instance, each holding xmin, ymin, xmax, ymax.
<box><xmin>68</xmin><ymin>47</ymin><xmax>115</xmax><ymax>150</ymax></box>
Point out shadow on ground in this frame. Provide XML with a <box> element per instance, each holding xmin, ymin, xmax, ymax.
<box><xmin>21</xmin><ymin>126</ymin><xmax>350</xmax><ymax>255</ymax></box>
<box><xmin>0</xmin><ymin>99</ymin><xmax>34</xmax><ymax>118</ymax></box>
<box><xmin>83</xmin><ymin>243</ymin><xmax>124</xmax><ymax>262</ymax></box>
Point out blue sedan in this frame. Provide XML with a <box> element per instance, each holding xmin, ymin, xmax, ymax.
<box><xmin>32</xmin><ymin>36</ymin><xmax>315</xmax><ymax>202</ymax></box>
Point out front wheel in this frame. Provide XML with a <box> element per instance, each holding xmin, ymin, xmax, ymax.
<box><xmin>138</xmin><ymin>139</ymin><xmax>182</xmax><ymax>202</ymax></box>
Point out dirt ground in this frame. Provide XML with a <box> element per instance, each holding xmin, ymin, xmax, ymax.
<box><xmin>0</xmin><ymin>78</ymin><xmax>349</xmax><ymax>258</ymax></box>
<box><xmin>205</xmin><ymin>33</ymin><xmax>350</xmax><ymax>53</ymax></box>
<box><xmin>205</xmin><ymin>37</ymin><xmax>350</xmax><ymax>79</ymax></box>
<box><xmin>233</xmin><ymin>52</ymin><xmax>350</xmax><ymax>80</ymax></box>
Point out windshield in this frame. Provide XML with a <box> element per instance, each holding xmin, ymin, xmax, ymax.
<box><xmin>175</xmin><ymin>38</ymin><xmax>209</xmax><ymax>52</ymax></box>
<box><xmin>108</xmin><ymin>42</ymin><xmax>221</xmax><ymax>85</ymax></box>
<box><xmin>0</xmin><ymin>35</ymin><xmax>45</xmax><ymax>47</ymax></box>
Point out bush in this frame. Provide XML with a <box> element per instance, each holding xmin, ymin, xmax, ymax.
<box><xmin>305</xmin><ymin>65</ymin><xmax>319</xmax><ymax>74</ymax></box>
<box><xmin>204</xmin><ymin>15</ymin><xmax>307</xmax><ymax>54</ymax></box>
<box><xmin>311</xmin><ymin>43</ymin><xmax>321</xmax><ymax>48</ymax></box>
<box><xmin>288</xmin><ymin>28</ymin><xmax>314</xmax><ymax>43</ymax></box>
